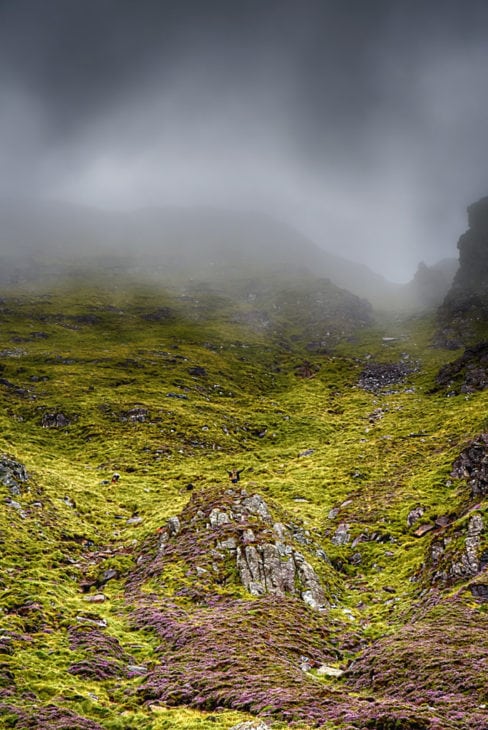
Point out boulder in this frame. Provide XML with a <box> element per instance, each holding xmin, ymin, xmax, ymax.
<box><xmin>188</xmin><ymin>366</ymin><xmax>207</xmax><ymax>377</ymax></box>
<box><xmin>120</xmin><ymin>406</ymin><xmax>150</xmax><ymax>423</ymax></box>
<box><xmin>41</xmin><ymin>411</ymin><xmax>72</xmax><ymax>428</ymax></box>
<box><xmin>469</xmin><ymin>583</ymin><xmax>488</xmax><ymax>600</ymax></box>
<box><xmin>332</xmin><ymin>523</ymin><xmax>350</xmax><ymax>545</ymax></box>
<box><xmin>406</xmin><ymin>506</ymin><xmax>424</xmax><ymax>527</ymax></box>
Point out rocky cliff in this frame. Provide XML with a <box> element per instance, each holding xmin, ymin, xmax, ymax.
<box><xmin>437</xmin><ymin>196</ymin><xmax>488</xmax><ymax>346</ymax></box>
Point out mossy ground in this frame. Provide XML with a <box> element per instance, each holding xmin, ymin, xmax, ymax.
<box><xmin>0</xmin><ymin>278</ymin><xmax>487</xmax><ymax>728</ymax></box>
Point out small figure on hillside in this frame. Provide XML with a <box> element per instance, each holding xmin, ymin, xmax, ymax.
<box><xmin>111</xmin><ymin>473</ymin><xmax>120</xmax><ymax>484</ymax></box>
<box><xmin>228</xmin><ymin>468</ymin><xmax>244</xmax><ymax>484</ymax></box>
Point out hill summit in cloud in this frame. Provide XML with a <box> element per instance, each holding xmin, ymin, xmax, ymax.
<box><xmin>0</xmin><ymin>199</ymin><xmax>401</xmax><ymax>305</ymax></box>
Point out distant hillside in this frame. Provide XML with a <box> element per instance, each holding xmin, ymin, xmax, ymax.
<box><xmin>402</xmin><ymin>258</ymin><xmax>458</xmax><ymax>310</ymax></box>
<box><xmin>0</xmin><ymin>198</ymin><xmax>399</xmax><ymax>306</ymax></box>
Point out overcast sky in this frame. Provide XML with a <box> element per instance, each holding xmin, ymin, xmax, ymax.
<box><xmin>1</xmin><ymin>0</ymin><xmax>488</xmax><ymax>281</ymax></box>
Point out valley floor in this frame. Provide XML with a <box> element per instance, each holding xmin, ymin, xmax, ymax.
<box><xmin>0</xmin><ymin>281</ymin><xmax>487</xmax><ymax>730</ymax></box>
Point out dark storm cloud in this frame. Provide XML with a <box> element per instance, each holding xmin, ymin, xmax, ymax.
<box><xmin>2</xmin><ymin>0</ymin><xmax>488</xmax><ymax>280</ymax></box>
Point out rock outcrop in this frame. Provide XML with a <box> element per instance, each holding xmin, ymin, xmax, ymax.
<box><xmin>133</xmin><ymin>486</ymin><xmax>334</xmax><ymax>610</ymax></box>
<box><xmin>433</xmin><ymin>342</ymin><xmax>488</xmax><ymax>394</ymax></box>
<box><xmin>416</xmin><ymin>437</ymin><xmax>488</xmax><ymax>589</ymax></box>
<box><xmin>426</xmin><ymin>512</ymin><xmax>485</xmax><ymax>585</ymax></box>
<box><xmin>40</xmin><ymin>411</ymin><xmax>73</xmax><ymax>428</ymax></box>
<box><xmin>456</xmin><ymin>196</ymin><xmax>488</xmax><ymax>292</ymax></box>
<box><xmin>451</xmin><ymin>433</ymin><xmax>488</xmax><ymax>497</ymax></box>
<box><xmin>436</xmin><ymin>196</ymin><xmax>488</xmax><ymax>346</ymax></box>
<box><xmin>0</xmin><ymin>454</ymin><xmax>28</xmax><ymax>496</ymax></box>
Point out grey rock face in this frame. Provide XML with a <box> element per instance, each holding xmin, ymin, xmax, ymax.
<box><xmin>241</xmin><ymin>494</ymin><xmax>271</xmax><ymax>521</ymax></box>
<box><xmin>228</xmin><ymin>495</ymin><xmax>327</xmax><ymax>608</ymax></box>
<box><xmin>454</xmin><ymin>197</ymin><xmax>488</xmax><ymax>294</ymax></box>
<box><xmin>162</xmin><ymin>488</ymin><xmax>330</xmax><ymax>610</ymax></box>
<box><xmin>429</xmin><ymin>513</ymin><xmax>485</xmax><ymax>584</ymax></box>
<box><xmin>237</xmin><ymin>545</ymin><xmax>265</xmax><ymax>596</ymax></box>
<box><xmin>236</xmin><ymin>542</ymin><xmax>298</xmax><ymax>598</ymax></box>
<box><xmin>462</xmin><ymin>514</ymin><xmax>484</xmax><ymax>576</ymax></box>
<box><xmin>436</xmin><ymin>198</ymin><xmax>488</xmax><ymax>347</ymax></box>
<box><xmin>0</xmin><ymin>454</ymin><xmax>28</xmax><ymax>495</ymax></box>
<box><xmin>294</xmin><ymin>552</ymin><xmax>326</xmax><ymax>610</ymax></box>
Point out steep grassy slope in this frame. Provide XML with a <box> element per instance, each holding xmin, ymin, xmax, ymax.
<box><xmin>0</xmin><ymin>278</ymin><xmax>487</xmax><ymax>729</ymax></box>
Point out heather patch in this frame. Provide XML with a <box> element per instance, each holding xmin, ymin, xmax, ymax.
<box><xmin>67</xmin><ymin>625</ymin><xmax>134</xmax><ymax>680</ymax></box>
<box><xmin>134</xmin><ymin>593</ymin><xmax>441</xmax><ymax>728</ymax></box>
<box><xmin>136</xmin><ymin>594</ymin><xmax>337</xmax><ymax>718</ymax></box>
<box><xmin>346</xmin><ymin>599</ymin><xmax>488</xmax><ymax>728</ymax></box>
<box><xmin>0</xmin><ymin>703</ymin><xmax>105</xmax><ymax>729</ymax></box>
<box><xmin>0</xmin><ymin>662</ymin><xmax>15</xmax><ymax>697</ymax></box>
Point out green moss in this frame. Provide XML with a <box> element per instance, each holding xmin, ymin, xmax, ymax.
<box><xmin>1</xmin><ymin>279</ymin><xmax>487</xmax><ymax>729</ymax></box>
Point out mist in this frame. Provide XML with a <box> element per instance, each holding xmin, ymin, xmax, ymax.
<box><xmin>1</xmin><ymin>0</ymin><xmax>488</xmax><ymax>282</ymax></box>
